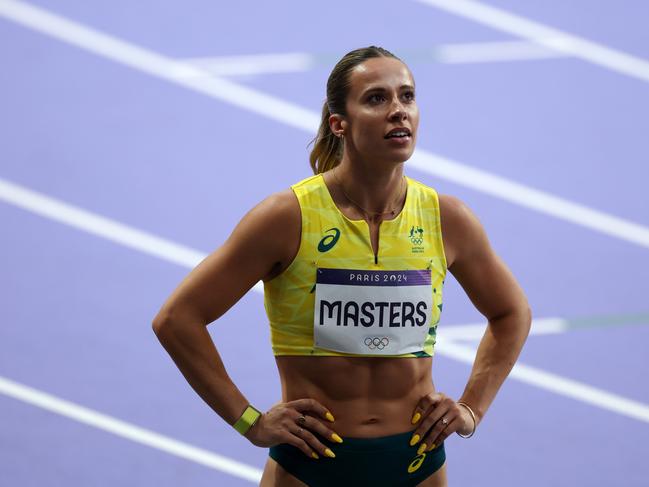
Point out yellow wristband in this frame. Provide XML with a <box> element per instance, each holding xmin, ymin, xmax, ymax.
<box><xmin>233</xmin><ymin>405</ymin><xmax>262</xmax><ymax>435</ymax></box>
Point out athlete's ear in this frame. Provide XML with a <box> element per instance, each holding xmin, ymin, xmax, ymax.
<box><xmin>329</xmin><ymin>113</ymin><xmax>347</xmax><ymax>138</ymax></box>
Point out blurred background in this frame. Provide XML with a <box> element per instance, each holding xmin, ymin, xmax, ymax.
<box><xmin>1</xmin><ymin>0</ymin><xmax>648</xmax><ymax>485</ymax></box>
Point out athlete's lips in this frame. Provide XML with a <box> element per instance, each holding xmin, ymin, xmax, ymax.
<box><xmin>384</xmin><ymin>127</ymin><xmax>412</xmax><ymax>139</ymax></box>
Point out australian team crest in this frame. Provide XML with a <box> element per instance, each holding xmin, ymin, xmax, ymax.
<box><xmin>409</xmin><ymin>225</ymin><xmax>425</xmax><ymax>253</ymax></box>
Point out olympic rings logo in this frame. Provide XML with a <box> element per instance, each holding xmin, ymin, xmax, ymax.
<box><xmin>364</xmin><ymin>337</ymin><xmax>389</xmax><ymax>350</ymax></box>
<box><xmin>410</xmin><ymin>237</ymin><xmax>423</xmax><ymax>245</ymax></box>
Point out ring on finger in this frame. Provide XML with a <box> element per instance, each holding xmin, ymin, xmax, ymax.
<box><xmin>297</xmin><ymin>415</ymin><xmax>307</xmax><ymax>427</ymax></box>
<box><xmin>441</xmin><ymin>417</ymin><xmax>449</xmax><ymax>426</ymax></box>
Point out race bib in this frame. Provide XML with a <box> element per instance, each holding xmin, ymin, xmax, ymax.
<box><xmin>313</xmin><ymin>268</ymin><xmax>432</xmax><ymax>355</ymax></box>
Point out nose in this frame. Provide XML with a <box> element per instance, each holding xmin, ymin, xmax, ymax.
<box><xmin>388</xmin><ymin>99</ymin><xmax>408</xmax><ymax>122</ymax></box>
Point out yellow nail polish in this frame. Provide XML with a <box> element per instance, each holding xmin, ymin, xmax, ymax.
<box><xmin>417</xmin><ymin>443</ymin><xmax>427</xmax><ymax>456</ymax></box>
<box><xmin>411</xmin><ymin>412</ymin><xmax>421</xmax><ymax>424</ymax></box>
<box><xmin>311</xmin><ymin>452</ymin><xmax>319</xmax><ymax>459</ymax></box>
<box><xmin>409</xmin><ymin>434</ymin><xmax>420</xmax><ymax>447</ymax></box>
<box><xmin>325</xmin><ymin>412</ymin><xmax>335</xmax><ymax>422</ymax></box>
<box><xmin>331</xmin><ymin>433</ymin><xmax>343</xmax><ymax>444</ymax></box>
<box><xmin>430</xmin><ymin>443</ymin><xmax>436</xmax><ymax>450</ymax></box>
<box><xmin>325</xmin><ymin>448</ymin><xmax>336</xmax><ymax>458</ymax></box>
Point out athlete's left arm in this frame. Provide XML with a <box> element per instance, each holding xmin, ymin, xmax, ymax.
<box><xmin>441</xmin><ymin>194</ymin><xmax>531</xmax><ymax>426</ymax></box>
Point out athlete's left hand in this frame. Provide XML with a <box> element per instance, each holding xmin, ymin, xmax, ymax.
<box><xmin>408</xmin><ymin>392</ymin><xmax>474</xmax><ymax>453</ymax></box>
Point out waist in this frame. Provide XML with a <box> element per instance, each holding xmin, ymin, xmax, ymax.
<box><xmin>276</xmin><ymin>355</ymin><xmax>434</xmax><ymax>437</ymax></box>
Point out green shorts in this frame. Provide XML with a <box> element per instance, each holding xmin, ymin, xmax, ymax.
<box><xmin>269</xmin><ymin>429</ymin><xmax>446</xmax><ymax>486</ymax></box>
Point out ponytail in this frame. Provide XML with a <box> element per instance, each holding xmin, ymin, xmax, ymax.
<box><xmin>309</xmin><ymin>102</ymin><xmax>343</xmax><ymax>174</ymax></box>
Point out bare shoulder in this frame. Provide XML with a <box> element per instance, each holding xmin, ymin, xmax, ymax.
<box><xmin>239</xmin><ymin>187</ymin><xmax>301</xmax><ymax>281</ymax></box>
<box><xmin>438</xmin><ymin>194</ymin><xmax>490</xmax><ymax>269</ymax></box>
<box><xmin>249</xmin><ymin>187</ymin><xmax>300</xmax><ymax>232</ymax></box>
<box><xmin>438</xmin><ymin>194</ymin><xmax>469</xmax><ymax>221</ymax></box>
<box><xmin>232</xmin><ymin>187</ymin><xmax>300</xmax><ymax>276</ymax></box>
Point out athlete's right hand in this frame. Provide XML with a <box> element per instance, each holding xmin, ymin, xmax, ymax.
<box><xmin>244</xmin><ymin>399</ymin><xmax>342</xmax><ymax>459</ymax></box>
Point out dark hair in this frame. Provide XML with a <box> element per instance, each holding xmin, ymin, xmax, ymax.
<box><xmin>309</xmin><ymin>46</ymin><xmax>401</xmax><ymax>174</ymax></box>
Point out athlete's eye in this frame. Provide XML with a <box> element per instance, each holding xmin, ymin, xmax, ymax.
<box><xmin>403</xmin><ymin>91</ymin><xmax>415</xmax><ymax>102</ymax></box>
<box><xmin>367</xmin><ymin>93</ymin><xmax>386</xmax><ymax>104</ymax></box>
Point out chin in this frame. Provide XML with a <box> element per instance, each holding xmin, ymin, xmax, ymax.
<box><xmin>392</xmin><ymin>147</ymin><xmax>416</xmax><ymax>163</ymax></box>
<box><xmin>374</xmin><ymin>153</ymin><xmax>414</xmax><ymax>166</ymax></box>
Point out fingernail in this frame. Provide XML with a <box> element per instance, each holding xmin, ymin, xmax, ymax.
<box><xmin>417</xmin><ymin>443</ymin><xmax>427</xmax><ymax>456</ymax></box>
<box><xmin>311</xmin><ymin>452</ymin><xmax>319</xmax><ymax>459</ymax></box>
<box><xmin>430</xmin><ymin>443</ymin><xmax>436</xmax><ymax>450</ymax></box>
<box><xmin>411</xmin><ymin>412</ymin><xmax>421</xmax><ymax>424</ymax></box>
<box><xmin>409</xmin><ymin>434</ymin><xmax>420</xmax><ymax>447</ymax></box>
<box><xmin>331</xmin><ymin>433</ymin><xmax>343</xmax><ymax>444</ymax></box>
<box><xmin>325</xmin><ymin>412</ymin><xmax>335</xmax><ymax>423</ymax></box>
<box><xmin>325</xmin><ymin>448</ymin><xmax>336</xmax><ymax>458</ymax></box>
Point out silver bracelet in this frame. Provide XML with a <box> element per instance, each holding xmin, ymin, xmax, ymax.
<box><xmin>456</xmin><ymin>402</ymin><xmax>477</xmax><ymax>438</ymax></box>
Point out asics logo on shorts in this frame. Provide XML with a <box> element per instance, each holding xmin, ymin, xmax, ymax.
<box><xmin>407</xmin><ymin>453</ymin><xmax>426</xmax><ymax>473</ymax></box>
<box><xmin>364</xmin><ymin>336</ymin><xmax>389</xmax><ymax>350</ymax></box>
<box><xmin>318</xmin><ymin>227</ymin><xmax>341</xmax><ymax>253</ymax></box>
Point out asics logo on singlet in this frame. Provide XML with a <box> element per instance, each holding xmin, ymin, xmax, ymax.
<box><xmin>318</xmin><ymin>227</ymin><xmax>341</xmax><ymax>252</ymax></box>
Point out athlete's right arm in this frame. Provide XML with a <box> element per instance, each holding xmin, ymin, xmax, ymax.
<box><xmin>151</xmin><ymin>189</ymin><xmax>338</xmax><ymax>458</ymax></box>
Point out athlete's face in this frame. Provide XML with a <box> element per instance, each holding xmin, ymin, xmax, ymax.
<box><xmin>334</xmin><ymin>57</ymin><xmax>419</xmax><ymax>164</ymax></box>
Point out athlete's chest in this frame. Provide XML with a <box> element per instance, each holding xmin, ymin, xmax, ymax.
<box><xmin>312</xmin><ymin>216</ymin><xmax>432</xmax><ymax>269</ymax></box>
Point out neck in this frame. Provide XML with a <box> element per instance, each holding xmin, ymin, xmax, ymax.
<box><xmin>333</xmin><ymin>158</ymin><xmax>406</xmax><ymax>221</ymax></box>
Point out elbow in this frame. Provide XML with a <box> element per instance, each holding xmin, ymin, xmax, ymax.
<box><xmin>492</xmin><ymin>303</ymin><xmax>532</xmax><ymax>338</ymax></box>
<box><xmin>152</xmin><ymin>307</ymin><xmax>177</xmax><ymax>337</ymax></box>
<box><xmin>513</xmin><ymin>294</ymin><xmax>532</xmax><ymax>335</ymax></box>
<box><xmin>152</xmin><ymin>312</ymin><xmax>168</xmax><ymax>336</ymax></box>
<box><xmin>152</xmin><ymin>304</ymin><xmax>204</xmax><ymax>337</ymax></box>
<box><xmin>520</xmin><ymin>303</ymin><xmax>532</xmax><ymax>338</ymax></box>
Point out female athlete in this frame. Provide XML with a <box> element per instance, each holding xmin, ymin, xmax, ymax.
<box><xmin>152</xmin><ymin>46</ymin><xmax>531</xmax><ymax>486</ymax></box>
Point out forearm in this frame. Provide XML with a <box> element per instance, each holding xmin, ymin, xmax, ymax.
<box><xmin>459</xmin><ymin>307</ymin><xmax>531</xmax><ymax>423</ymax></box>
<box><xmin>153</xmin><ymin>319</ymin><xmax>249</xmax><ymax>425</ymax></box>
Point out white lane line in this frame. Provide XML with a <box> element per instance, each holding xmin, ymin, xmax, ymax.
<box><xmin>0</xmin><ymin>178</ymin><xmax>206</xmax><ymax>269</ymax></box>
<box><xmin>415</xmin><ymin>0</ymin><xmax>649</xmax><ymax>83</ymax></box>
<box><xmin>436</xmin><ymin>339</ymin><xmax>649</xmax><ymax>424</ymax></box>
<box><xmin>0</xmin><ymin>177</ymin><xmax>264</xmax><ymax>287</ymax></box>
<box><xmin>182</xmin><ymin>52</ymin><xmax>316</xmax><ymax>76</ymax></box>
<box><xmin>434</xmin><ymin>39</ymin><xmax>567</xmax><ymax>63</ymax></box>
<box><xmin>444</xmin><ymin>313</ymin><xmax>649</xmax><ymax>340</ymax></box>
<box><xmin>441</xmin><ymin>317</ymin><xmax>566</xmax><ymax>341</ymax></box>
<box><xmin>1</xmin><ymin>0</ymin><xmax>649</xmax><ymax>249</ymax></box>
<box><xmin>180</xmin><ymin>41</ymin><xmax>567</xmax><ymax>77</ymax></box>
<box><xmin>408</xmin><ymin>152</ymin><xmax>649</xmax><ymax>249</ymax></box>
<box><xmin>0</xmin><ymin>375</ymin><xmax>263</xmax><ymax>483</ymax></box>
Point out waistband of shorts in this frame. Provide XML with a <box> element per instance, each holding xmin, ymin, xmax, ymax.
<box><xmin>321</xmin><ymin>429</ymin><xmax>419</xmax><ymax>452</ymax></box>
